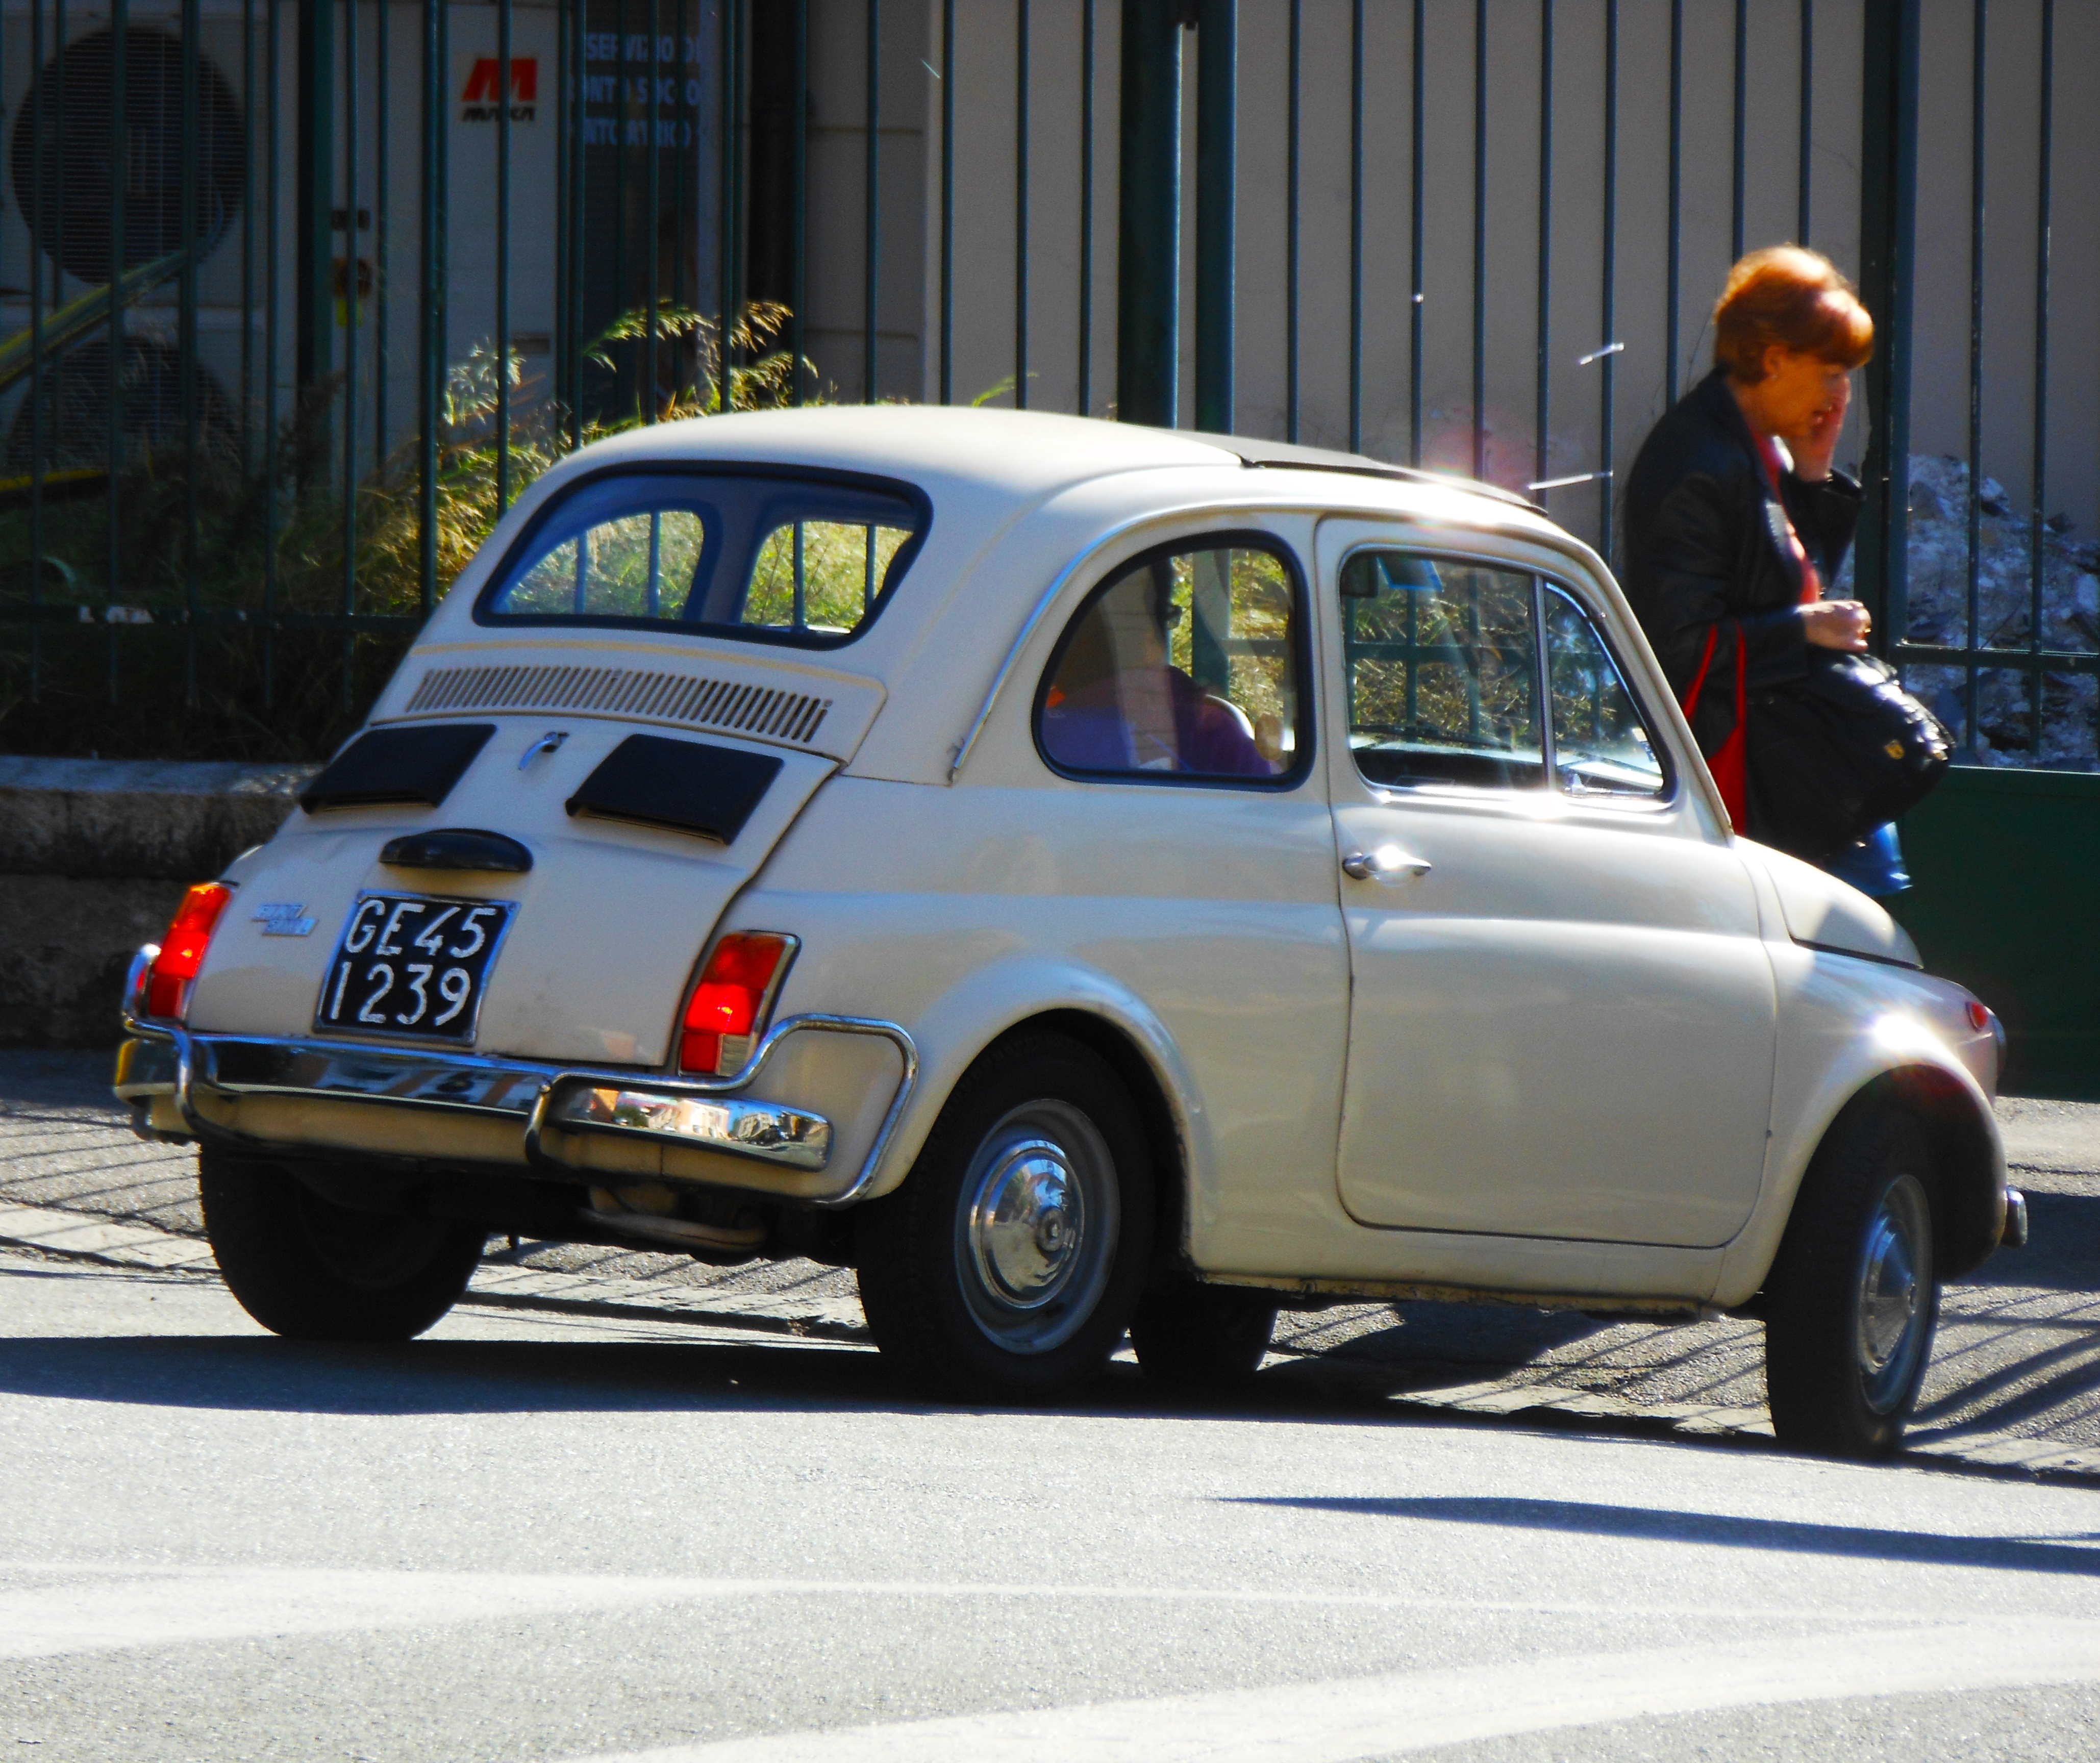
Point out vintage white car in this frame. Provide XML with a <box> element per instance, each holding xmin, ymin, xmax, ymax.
<box><xmin>113</xmin><ymin>407</ymin><xmax>2022</xmax><ymax>1458</ymax></box>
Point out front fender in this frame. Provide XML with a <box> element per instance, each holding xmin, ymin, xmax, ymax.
<box><xmin>1713</xmin><ymin>945</ymin><xmax>2008</xmax><ymax>1306</ymax></box>
<box><xmin>847</xmin><ymin>952</ymin><xmax>1211</xmax><ymax>1205</ymax></box>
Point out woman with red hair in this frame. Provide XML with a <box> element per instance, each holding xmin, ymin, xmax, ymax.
<box><xmin>1623</xmin><ymin>246</ymin><xmax>1907</xmax><ymax>891</ymax></box>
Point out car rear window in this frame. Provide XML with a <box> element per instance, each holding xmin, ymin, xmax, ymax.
<box><xmin>476</xmin><ymin>467</ymin><xmax>928</xmax><ymax>647</ymax></box>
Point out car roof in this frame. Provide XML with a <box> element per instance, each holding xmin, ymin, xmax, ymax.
<box><xmin>527</xmin><ymin>405</ymin><xmax>1542</xmax><ymax>519</ymax></box>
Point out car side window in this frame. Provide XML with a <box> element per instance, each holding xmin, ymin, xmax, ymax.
<box><xmin>1542</xmin><ymin>586</ymin><xmax>1667</xmax><ymax>799</ymax></box>
<box><xmin>1341</xmin><ymin>552</ymin><xmax>1543</xmax><ymax>790</ymax></box>
<box><xmin>1037</xmin><ymin>539</ymin><xmax>1305</xmax><ymax>783</ymax></box>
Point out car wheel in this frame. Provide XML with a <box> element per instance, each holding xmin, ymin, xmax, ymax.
<box><xmin>198</xmin><ymin>1149</ymin><xmax>486</xmax><ymax>1342</ymax></box>
<box><xmin>1762</xmin><ymin>1107</ymin><xmax>1939</xmax><ymax>1460</ymax></box>
<box><xmin>1130</xmin><ymin>1283</ymin><xmax>1278</xmax><ymax>1390</ymax></box>
<box><xmin>855</xmin><ymin>1034</ymin><xmax>1155</xmax><ymax>1401</ymax></box>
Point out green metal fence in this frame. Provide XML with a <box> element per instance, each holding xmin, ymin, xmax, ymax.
<box><xmin>0</xmin><ymin>0</ymin><xmax>2086</xmax><ymax>763</ymax></box>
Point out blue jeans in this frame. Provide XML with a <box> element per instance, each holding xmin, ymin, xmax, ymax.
<box><xmin>1821</xmin><ymin>822</ymin><xmax>1911</xmax><ymax>896</ymax></box>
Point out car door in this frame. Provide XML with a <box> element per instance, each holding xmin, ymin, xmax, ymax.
<box><xmin>1319</xmin><ymin>518</ymin><xmax>1776</xmax><ymax>1248</ymax></box>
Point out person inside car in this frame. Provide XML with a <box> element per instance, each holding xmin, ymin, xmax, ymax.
<box><xmin>1040</xmin><ymin>562</ymin><xmax>1278</xmax><ymax>777</ymax></box>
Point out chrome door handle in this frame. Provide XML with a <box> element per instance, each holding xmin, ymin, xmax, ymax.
<box><xmin>1341</xmin><ymin>846</ymin><xmax>1433</xmax><ymax>883</ymax></box>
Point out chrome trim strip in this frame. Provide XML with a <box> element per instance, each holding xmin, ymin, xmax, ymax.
<box><xmin>117</xmin><ymin>950</ymin><xmax>918</xmax><ymax>1205</ymax></box>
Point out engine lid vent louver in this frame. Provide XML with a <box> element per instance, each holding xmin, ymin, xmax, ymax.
<box><xmin>400</xmin><ymin>664</ymin><xmax>833</xmax><ymax>749</ymax></box>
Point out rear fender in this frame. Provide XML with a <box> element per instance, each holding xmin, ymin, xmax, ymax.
<box><xmin>855</xmin><ymin>954</ymin><xmax>1209</xmax><ymax>1207</ymax></box>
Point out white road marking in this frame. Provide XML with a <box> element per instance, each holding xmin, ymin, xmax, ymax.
<box><xmin>572</xmin><ymin>1621</ymin><xmax>2100</xmax><ymax>1763</ymax></box>
<box><xmin>0</xmin><ymin>1562</ymin><xmax>1864</xmax><ymax>1661</ymax></box>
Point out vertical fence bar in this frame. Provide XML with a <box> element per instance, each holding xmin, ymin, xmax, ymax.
<box><xmin>419</xmin><ymin>0</ymin><xmax>445</xmax><ymax>612</ymax></box>
<box><xmin>1284</xmin><ymin>0</ymin><xmax>1299</xmax><ymax>442</ymax></box>
<box><xmin>1797</xmin><ymin>0</ymin><xmax>1813</xmax><ymax>243</ymax></box>
<box><xmin>1078</xmin><ymin>0</ymin><xmax>1094</xmax><ymax>415</ymax></box>
<box><xmin>937</xmin><ymin>0</ymin><xmax>952</xmax><ymax>402</ymax></box>
<box><xmin>1731</xmin><ymin>0</ymin><xmax>1746</xmax><ymax>261</ymax></box>
<box><xmin>1194</xmin><ymin>0</ymin><xmax>1234</xmax><ymax>435</ymax></box>
<box><xmin>297</xmin><ymin>0</ymin><xmax>332</xmax><ymax>394</ymax></box>
<box><xmin>1665</xmin><ymin>0</ymin><xmax>1682</xmax><ymax>406</ymax></box>
<box><xmin>1470</xmin><ymin>0</ymin><xmax>1486</xmax><ymax>478</ymax></box>
<box><xmin>791</xmin><ymin>0</ymin><xmax>808</xmax><ymax>404</ymax></box>
<box><xmin>566</xmin><ymin>0</ymin><xmax>582</xmax><ymax>441</ymax></box>
<box><xmin>554</xmin><ymin>0</ymin><xmax>566</xmax><ymax>420</ymax></box>
<box><xmin>243</xmin><ymin>0</ymin><xmax>258</xmax><ymax>476</ymax></box>
<box><xmin>1856</xmin><ymin>0</ymin><xmax>1920</xmax><ymax>652</ymax></box>
<box><xmin>647</xmin><ymin>0</ymin><xmax>661</xmax><ymax>417</ymax></box>
<box><xmin>52</xmin><ymin>0</ymin><xmax>65</xmax><ymax>370</ymax></box>
<box><xmin>671</xmin><ymin>0</ymin><xmax>687</xmax><ymax>403</ymax></box>
<box><xmin>1409</xmin><ymin>0</ymin><xmax>1424</xmax><ymax>465</ymax></box>
<box><xmin>28</xmin><ymin>0</ymin><xmax>44</xmax><ymax>699</ymax></box>
<box><xmin>342</xmin><ymin>0</ymin><xmax>360</xmax><ymax>711</ymax></box>
<box><xmin>714</xmin><ymin>0</ymin><xmax>729</xmax><ymax>406</ymax></box>
<box><xmin>106</xmin><ymin>0</ymin><xmax>126</xmax><ymax>699</ymax></box>
<box><xmin>1115</xmin><ymin>0</ymin><xmax>1181</xmax><ymax>429</ymax></box>
<box><xmin>374</xmin><ymin>0</ymin><xmax>387</xmax><ymax>468</ymax></box>
<box><xmin>863</xmin><ymin>0</ymin><xmax>879</xmax><ymax>402</ymax></box>
<box><xmin>1598</xmin><ymin>0</ymin><xmax>1617</xmax><ymax>559</ymax></box>
<box><xmin>1534</xmin><ymin>0</ymin><xmax>1552</xmax><ymax>491</ymax></box>
<box><xmin>2027</xmin><ymin>0</ymin><xmax>2053</xmax><ymax>750</ymax></box>
<box><xmin>1347</xmin><ymin>0</ymin><xmax>1362</xmax><ymax>452</ymax></box>
<box><xmin>1963</xmin><ymin>0</ymin><xmax>1984</xmax><ymax>746</ymax></box>
<box><xmin>182</xmin><ymin>0</ymin><xmax>201</xmax><ymax>706</ymax></box>
<box><xmin>730</xmin><ymin>0</ymin><xmax>744</xmax><ymax>382</ymax></box>
<box><xmin>498</xmin><ymin>0</ymin><xmax>514</xmax><ymax>478</ymax></box>
<box><xmin>265</xmin><ymin>0</ymin><xmax>282</xmax><ymax>701</ymax></box>
<box><xmin>1015</xmin><ymin>0</ymin><xmax>1029</xmax><ymax>408</ymax></box>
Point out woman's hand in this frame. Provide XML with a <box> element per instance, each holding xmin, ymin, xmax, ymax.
<box><xmin>1803</xmin><ymin>598</ymin><xmax>1871</xmax><ymax>651</ymax></box>
<box><xmin>1787</xmin><ymin>374</ymin><xmax>1851</xmax><ymax>482</ymax></box>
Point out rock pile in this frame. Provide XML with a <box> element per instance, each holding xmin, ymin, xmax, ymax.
<box><xmin>1896</xmin><ymin>453</ymin><xmax>2097</xmax><ymax>768</ymax></box>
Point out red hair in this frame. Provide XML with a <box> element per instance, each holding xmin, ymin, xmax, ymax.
<box><xmin>1713</xmin><ymin>246</ymin><xmax>1874</xmax><ymax>382</ymax></box>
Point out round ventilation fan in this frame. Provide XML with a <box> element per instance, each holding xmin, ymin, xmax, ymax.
<box><xmin>10</xmin><ymin>27</ymin><xmax>246</xmax><ymax>286</ymax></box>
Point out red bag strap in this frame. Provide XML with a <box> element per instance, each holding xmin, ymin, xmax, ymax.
<box><xmin>1680</xmin><ymin>621</ymin><xmax>1747</xmax><ymax>725</ymax></box>
<box><xmin>1681</xmin><ymin>624</ymin><xmax>1722</xmax><ymax>719</ymax></box>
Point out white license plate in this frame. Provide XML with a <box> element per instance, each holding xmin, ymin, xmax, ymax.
<box><xmin>313</xmin><ymin>892</ymin><xmax>517</xmax><ymax>1044</ymax></box>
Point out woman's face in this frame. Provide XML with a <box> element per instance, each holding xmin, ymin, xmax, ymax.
<box><xmin>1755</xmin><ymin>346</ymin><xmax>1853</xmax><ymax>436</ymax></box>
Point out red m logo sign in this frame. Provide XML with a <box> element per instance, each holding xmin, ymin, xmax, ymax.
<box><xmin>461</xmin><ymin>57</ymin><xmax>538</xmax><ymax>103</ymax></box>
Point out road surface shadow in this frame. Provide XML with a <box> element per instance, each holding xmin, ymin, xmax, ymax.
<box><xmin>1232</xmin><ymin>1494</ymin><xmax>2100</xmax><ymax>1577</ymax></box>
<box><xmin>0</xmin><ymin>1328</ymin><xmax>1403</xmax><ymax>1428</ymax></box>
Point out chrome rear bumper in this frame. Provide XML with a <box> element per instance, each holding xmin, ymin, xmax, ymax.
<box><xmin>116</xmin><ymin>956</ymin><xmax>917</xmax><ymax>1210</ymax></box>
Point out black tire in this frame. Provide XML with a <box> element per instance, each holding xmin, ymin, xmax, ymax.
<box><xmin>198</xmin><ymin>1149</ymin><xmax>486</xmax><ymax>1342</ymax></box>
<box><xmin>855</xmin><ymin>1033</ymin><xmax>1155</xmax><ymax>1402</ymax></box>
<box><xmin>1130</xmin><ymin>1283</ymin><xmax>1278</xmax><ymax>1390</ymax></box>
<box><xmin>1763</xmin><ymin>1105</ymin><xmax>1939</xmax><ymax>1460</ymax></box>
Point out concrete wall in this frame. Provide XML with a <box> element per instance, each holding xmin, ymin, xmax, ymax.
<box><xmin>0</xmin><ymin>758</ymin><xmax>314</xmax><ymax>1048</ymax></box>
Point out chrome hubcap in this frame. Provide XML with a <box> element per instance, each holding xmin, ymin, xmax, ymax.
<box><xmin>1855</xmin><ymin>1171</ymin><xmax>1934</xmax><ymax>1415</ymax></box>
<box><xmin>956</xmin><ymin>1100</ymin><xmax>1118</xmax><ymax>1355</ymax></box>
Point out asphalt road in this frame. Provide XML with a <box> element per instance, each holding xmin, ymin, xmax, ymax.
<box><xmin>7</xmin><ymin>1249</ymin><xmax>2100</xmax><ymax>1762</ymax></box>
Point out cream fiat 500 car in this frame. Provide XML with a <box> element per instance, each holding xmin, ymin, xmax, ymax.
<box><xmin>114</xmin><ymin>407</ymin><xmax>2020</xmax><ymax>1457</ymax></box>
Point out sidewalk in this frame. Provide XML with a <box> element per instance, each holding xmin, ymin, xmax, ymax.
<box><xmin>5</xmin><ymin>1049</ymin><xmax>2096</xmax><ymax>1477</ymax></box>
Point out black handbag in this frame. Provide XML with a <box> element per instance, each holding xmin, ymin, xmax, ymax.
<box><xmin>1745</xmin><ymin>650</ymin><xmax>1952</xmax><ymax>863</ymax></box>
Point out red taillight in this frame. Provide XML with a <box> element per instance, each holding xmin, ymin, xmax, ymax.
<box><xmin>145</xmin><ymin>883</ymin><xmax>234</xmax><ymax>1020</ymax></box>
<box><xmin>679</xmin><ymin>933</ymin><xmax>793</xmax><ymax>1074</ymax></box>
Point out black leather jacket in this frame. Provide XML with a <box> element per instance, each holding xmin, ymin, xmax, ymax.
<box><xmin>1621</xmin><ymin>368</ymin><xmax>1862</xmax><ymax>758</ymax></box>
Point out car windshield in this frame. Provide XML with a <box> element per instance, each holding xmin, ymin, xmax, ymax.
<box><xmin>477</xmin><ymin>469</ymin><xmax>926</xmax><ymax>646</ymax></box>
